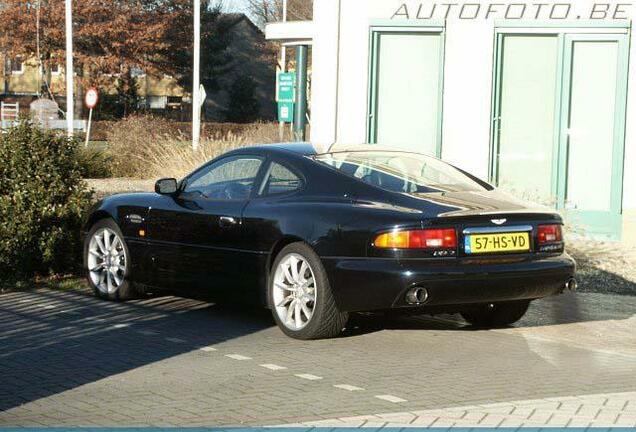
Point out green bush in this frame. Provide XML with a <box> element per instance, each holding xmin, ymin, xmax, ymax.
<box><xmin>76</xmin><ymin>147</ymin><xmax>112</xmax><ymax>179</ymax></box>
<box><xmin>0</xmin><ymin>122</ymin><xmax>94</xmax><ymax>282</ymax></box>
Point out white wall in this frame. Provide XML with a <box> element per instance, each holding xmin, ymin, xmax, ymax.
<box><xmin>311</xmin><ymin>0</ymin><xmax>634</xmax><ymax>209</ymax></box>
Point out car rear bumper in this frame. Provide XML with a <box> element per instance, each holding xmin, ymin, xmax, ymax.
<box><xmin>322</xmin><ymin>253</ymin><xmax>576</xmax><ymax>313</ymax></box>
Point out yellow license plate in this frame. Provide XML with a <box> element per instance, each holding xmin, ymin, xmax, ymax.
<box><xmin>465</xmin><ymin>232</ymin><xmax>530</xmax><ymax>254</ymax></box>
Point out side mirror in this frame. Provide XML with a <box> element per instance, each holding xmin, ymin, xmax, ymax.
<box><xmin>155</xmin><ymin>178</ymin><xmax>178</xmax><ymax>195</ymax></box>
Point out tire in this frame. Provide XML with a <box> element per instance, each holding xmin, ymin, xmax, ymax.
<box><xmin>84</xmin><ymin>218</ymin><xmax>137</xmax><ymax>301</ymax></box>
<box><xmin>268</xmin><ymin>243</ymin><xmax>348</xmax><ymax>340</ymax></box>
<box><xmin>460</xmin><ymin>300</ymin><xmax>530</xmax><ymax>328</ymax></box>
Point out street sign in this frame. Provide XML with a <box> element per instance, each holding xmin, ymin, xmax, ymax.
<box><xmin>84</xmin><ymin>88</ymin><xmax>99</xmax><ymax>109</ymax></box>
<box><xmin>278</xmin><ymin>101</ymin><xmax>294</xmax><ymax>123</ymax></box>
<box><xmin>277</xmin><ymin>72</ymin><xmax>295</xmax><ymax>103</ymax></box>
<box><xmin>84</xmin><ymin>88</ymin><xmax>99</xmax><ymax>148</ymax></box>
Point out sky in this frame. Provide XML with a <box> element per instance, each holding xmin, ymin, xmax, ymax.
<box><xmin>223</xmin><ymin>0</ymin><xmax>250</xmax><ymax>14</ymax></box>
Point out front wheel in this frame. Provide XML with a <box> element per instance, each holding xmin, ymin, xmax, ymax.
<box><xmin>460</xmin><ymin>300</ymin><xmax>530</xmax><ymax>328</ymax></box>
<box><xmin>269</xmin><ymin>243</ymin><xmax>348</xmax><ymax>340</ymax></box>
<box><xmin>85</xmin><ymin>219</ymin><xmax>137</xmax><ymax>301</ymax></box>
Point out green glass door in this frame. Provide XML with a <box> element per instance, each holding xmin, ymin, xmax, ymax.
<box><xmin>557</xmin><ymin>34</ymin><xmax>629</xmax><ymax>238</ymax></box>
<box><xmin>492</xmin><ymin>30</ymin><xmax>628</xmax><ymax>239</ymax></box>
<box><xmin>368</xmin><ymin>29</ymin><xmax>444</xmax><ymax>156</ymax></box>
<box><xmin>492</xmin><ymin>34</ymin><xmax>561</xmax><ymax>203</ymax></box>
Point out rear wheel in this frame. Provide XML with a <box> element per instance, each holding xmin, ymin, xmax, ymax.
<box><xmin>85</xmin><ymin>219</ymin><xmax>137</xmax><ymax>301</ymax></box>
<box><xmin>269</xmin><ymin>243</ymin><xmax>348</xmax><ymax>340</ymax></box>
<box><xmin>460</xmin><ymin>300</ymin><xmax>530</xmax><ymax>328</ymax></box>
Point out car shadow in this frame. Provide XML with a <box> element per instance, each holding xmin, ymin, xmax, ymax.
<box><xmin>341</xmin><ymin>289</ymin><xmax>636</xmax><ymax>338</ymax></box>
<box><xmin>0</xmin><ymin>287</ymin><xmax>275</xmax><ymax>413</ymax></box>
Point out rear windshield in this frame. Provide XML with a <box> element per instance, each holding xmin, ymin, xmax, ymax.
<box><xmin>314</xmin><ymin>151</ymin><xmax>490</xmax><ymax>194</ymax></box>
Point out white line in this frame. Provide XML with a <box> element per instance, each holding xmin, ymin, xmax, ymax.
<box><xmin>295</xmin><ymin>373</ymin><xmax>323</xmax><ymax>381</ymax></box>
<box><xmin>200</xmin><ymin>346</ymin><xmax>217</xmax><ymax>352</ymax></box>
<box><xmin>375</xmin><ymin>394</ymin><xmax>407</xmax><ymax>403</ymax></box>
<box><xmin>260</xmin><ymin>364</ymin><xmax>287</xmax><ymax>371</ymax></box>
<box><xmin>225</xmin><ymin>354</ymin><xmax>252</xmax><ymax>361</ymax></box>
<box><xmin>334</xmin><ymin>384</ymin><xmax>364</xmax><ymax>391</ymax></box>
<box><xmin>165</xmin><ymin>337</ymin><xmax>186</xmax><ymax>343</ymax></box>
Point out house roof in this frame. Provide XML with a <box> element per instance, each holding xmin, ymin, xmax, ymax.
<box><xmin>219</xmin><ymin>13</ymin><xmax>264</xmax><ymax>36</ymax></box>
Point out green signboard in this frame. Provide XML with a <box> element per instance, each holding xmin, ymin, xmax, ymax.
<box><xmin>277</xmin><ymin>72</ymin><xmax>296</xmax><ymax>103</ymax></box>
<box><xmin>278</xmin><ymin>101</ymin><xmax>294</xmax><ymax>123</ymax></box>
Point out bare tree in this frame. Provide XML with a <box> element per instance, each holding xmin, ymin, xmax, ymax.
<box><xmin>246</xmin><ymin>0</ymin><xmax>312</xmax><ymax>27</ymax></box>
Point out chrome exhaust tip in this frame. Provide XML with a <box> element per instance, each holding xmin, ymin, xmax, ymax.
<box><xmin>565</xmin><ymin>278</ymin><xmax>578</xmax><ymax>292</ymax></box>
<box><xmin>406</xmin><ymin>287</ymin><xmax>429</xmax><ymax>305</ymax></box>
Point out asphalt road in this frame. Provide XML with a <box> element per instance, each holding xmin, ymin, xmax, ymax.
<box><xmin>1</xmin><ymin>286</ymin><xmax>635</xmax><ymax>427</ymax></box>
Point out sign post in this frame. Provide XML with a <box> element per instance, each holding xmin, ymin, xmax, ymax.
<box><xmin>84</xmin><ymin>88</ymin><xmax>99</xmax><ymax>148</ymax></box>
<box><xmin>277</xmin><ymin>72</ymin><xmax>295</xmax><ymax>124</ymax></box>
<box><xmin>65</xmin><ymin>0</ymin><xmax>74</xmax><ymax>138</ymax></box>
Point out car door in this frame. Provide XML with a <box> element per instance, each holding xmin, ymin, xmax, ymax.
<box><xmin>146</xmin><ymin>155</ymin><xmax>265</xmax><ymax>293</ymax></box>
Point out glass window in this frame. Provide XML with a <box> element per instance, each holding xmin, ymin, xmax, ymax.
<box><xmin>10</xmin><ymin>57</ymin><xmax>23</xmax><ymax>74</ymax></box>
<box><xmin>262</xmin><ymin>163</ymin><xmax>302</xmax><ymax>196</ymax></box>
<box><xmin>183</xmin><ymin>156</ymin><xmax>263</xmax><ymax>201</ymax></box>
<box><xmin>371</xmin><ymin>32</ymin><xmax>443</xmax><ymax>155</ymax></box>
<box><xmin>315</xmin><ymin>152</ymin><xmax>489</xmax><ymax>194</ymax></box>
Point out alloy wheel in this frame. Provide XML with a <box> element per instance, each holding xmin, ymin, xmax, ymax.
<box><xmin>272</xmin><ymin>253</ymin><xmax>317</xmax><ymax>331</ymax></box>
<box><xmin>87</xmin><ymin>228</ymin><xmax>127</xmax><ymax>295</ymax></box>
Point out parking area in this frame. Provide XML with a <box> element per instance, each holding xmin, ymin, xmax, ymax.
<box><xmin>1</xmin><ymin>286</ymin><xmax>635</xmax><ymax>427</ymax></box>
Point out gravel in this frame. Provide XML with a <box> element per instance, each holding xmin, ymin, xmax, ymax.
<box><xmin>86</xmin><ymin>178</ymin><xmax>154</xmax><ymax>200</ymax></box>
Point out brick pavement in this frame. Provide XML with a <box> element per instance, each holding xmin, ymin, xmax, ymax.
<box><xmin>0</xmin><ymin>287</ymin><xmax>635</xmax><ymax>427</ymax></box>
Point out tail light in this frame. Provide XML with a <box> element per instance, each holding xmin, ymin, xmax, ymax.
<box><xmin>374</xmin><ymin>229</ymin><xmax>457</xmax><ymax>249</ymax></box>
<box><xmin>537</xmin><ymin>224</ymin><xmax>562</xmax><ymax>244</ymax></box>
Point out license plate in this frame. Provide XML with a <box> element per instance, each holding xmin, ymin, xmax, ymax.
<box><xmin>465</xmin><ymin>232</ymin><xmax>530</xmax><ymax>254</ymax></box>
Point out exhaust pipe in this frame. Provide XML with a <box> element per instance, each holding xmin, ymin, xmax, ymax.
<box><xmin>406</xmin><ymin>287</ymin><xmax>429</xmax><ymax>305</ymax></box>
<box><xmin>565</xmin><ymin>278</ymin><xmax>578</xmax><ymax>292</ymax></box>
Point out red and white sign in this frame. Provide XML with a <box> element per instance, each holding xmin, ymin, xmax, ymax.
<box><xmin>84</xmin><ymin>88</ymin><xmax>99</xmax><ymax>109</ymax></box>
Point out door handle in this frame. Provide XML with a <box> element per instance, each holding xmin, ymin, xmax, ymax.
<box><xmin>219</xmin><ymin>216</ymin><xmax>238</xmax><ymax>227</ymax></box>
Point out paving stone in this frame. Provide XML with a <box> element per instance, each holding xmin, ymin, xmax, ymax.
<box><xmin>1</xmin><ymin>288</ymin><xmax>636</xmax><ymax>427</ymax></box>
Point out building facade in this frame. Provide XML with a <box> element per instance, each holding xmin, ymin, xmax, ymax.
<box><xmin>267</xmin><ymin>0</ymin><xmax>635</xmax><ymax>242</ymax></box>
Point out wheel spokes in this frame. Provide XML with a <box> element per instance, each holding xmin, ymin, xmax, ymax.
<box><xmin>88</xmin><ymin>228</ymin><xmax>127</xmax><ymax>295</ymax></box>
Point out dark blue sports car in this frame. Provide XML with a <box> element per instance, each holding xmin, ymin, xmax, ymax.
<box><xmin>84</xmin><ymin>143</ymin><xmax>576</xmax><ymax>339</ymax></box>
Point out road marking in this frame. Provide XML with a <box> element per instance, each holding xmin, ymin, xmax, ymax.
<box><xmin>295</xmin><ymin>373</ymin><xmax>323</xmax><ymax>381</ymax></box>
<box><xmin>137</xmin><ymin>330</ymin><xmax>159</xmax><ymax>336</ymax></box>
<box><xmin>165</xmin><ymin>337</ymin><xmax>186</xmax><ymax>343</ymax></box>
<box><xmin>200</xmin><ymin>346</ymin><xmax>217</xmax><ymax>352</ymax></box>
<box><xmin>334</xmin><ymin>384</ymin><xmax>364</xmax><ymax>391</ymax></box>
<box><xmin>375</xmin><ymin>394</ymin><xmax>407</xmax><ymax>403</ymax></box>
<box><xmin>225</xmin><ymin>354</ymin><xmax>252</xmax><ymax>361</ymax></box>
<box><xmin>112</xmin><ymin>324</ymin><xmax>130</xmax><ymax>329</ymax></box>
<box><xmin>260</xmin><ymin>364</ymin><xmax>287</xmax><ymax>371</ymax></box>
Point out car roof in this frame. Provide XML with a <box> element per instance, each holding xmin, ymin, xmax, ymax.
<box><xmin>231</xmin><ymin>142</ymin><xmax>318</xmax><ymax>157</ymax></box>
<box><xmin>232</xmin><ymin>142</ymin><xmax>432</xmax><ymax>158</ymax></box>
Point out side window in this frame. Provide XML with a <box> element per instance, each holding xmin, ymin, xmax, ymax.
<box><xmin>262</xmin><ymin>162</ymin><xmax>303</xmax><ymax>196</ymax></box>
<box><xmin>183</xmin><ymin>156</ymin><xmax>263</xmax><ymax>201</ymax></box>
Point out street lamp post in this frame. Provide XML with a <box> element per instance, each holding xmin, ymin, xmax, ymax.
<box><xmin>192</xmin><ymin>0</ymin><xmax>201</xmax><ymax>151</ymax></box>
<box><xmin>65</xmin><ymin>0</ymin><xmax>74</xmax><ymax>137</ymax></box>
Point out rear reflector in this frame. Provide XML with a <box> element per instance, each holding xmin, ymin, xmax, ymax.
<box><xmin>374</xmin><ymin>229</ymin><xmax>457</xmax><ymax>249</ymax></box>
<box><xmin>537</xmin><ymin>224</ymin><xmax>562</xmax><ymax>244</ymax></box>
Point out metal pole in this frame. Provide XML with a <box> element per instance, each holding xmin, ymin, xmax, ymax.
<box><xmin>84</xmin><ymin>108</ymin><xmax>93</xmax><ymax>148</ymax></box>
<box><xmin>65</xmin><ymin>0</ymin><xmax>74</xmax><ymax>137</ymax></box>
<box><xmin>278</xmin><ymin>0</ymin><xmax>288</xmax><ymax>142</ymax></box>
<box><xmin>293</xmin><ymin>45</ymin><xmax>308</xmax><ymax>142</ymax></box>
<box><xmin>192</xmin><ymin>0</ymin><xmax>201</xmax><ymax>151</ymax></box>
